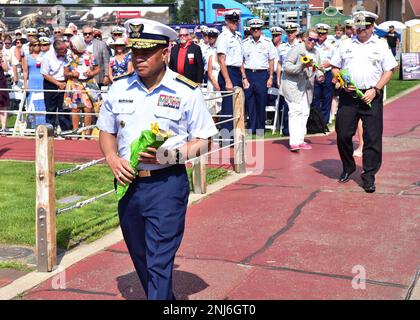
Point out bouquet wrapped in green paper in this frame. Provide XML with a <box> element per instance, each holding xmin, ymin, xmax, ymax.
<box><xmin>116</xmin><ymin>122</ymin><xmax>173</xmax><ymax>200</ymax></box>
<box><xmin>339</xmin><ymin>69</ymin><xmax>371</xmax><ymax>108</ymax></box>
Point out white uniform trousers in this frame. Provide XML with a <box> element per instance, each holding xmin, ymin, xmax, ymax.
<box><xmin>286</xmin><ymin>92</ymin><xmax>310</xmax><ymax>146</ymax></box>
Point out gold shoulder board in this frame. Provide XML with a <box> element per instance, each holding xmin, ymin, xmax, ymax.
<box><xmin>176</xmin><ymin>75</ymin><xmax>199</xmax><ymax>89</ymax></box>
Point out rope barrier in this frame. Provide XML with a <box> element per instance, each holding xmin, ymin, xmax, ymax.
<box><xmin>55</xmin><ymin>157</ymin><xmax>106</xmax><ymax>177</ymax></box>
<box><xmin>214</xmin><ymin>116</ymin><xmax>240</xmax><ymax>126</ymax></box>
<box><xmin>0</xmin><ymin>88</ymin><xmax>107</xmax><ymax>94</ymax></box>
<box><xmin>4</xmin><ymin>110</ymin><xmax>99</xmax><ymax>116</ymax></box>
<box><xmin>56</xmin><ymin>189</ymin><xmax>114</xmax><ymax>215</ymax></box>
<box><xmin>185</xmin><ymin>141</ymin><xmax>241</xmax><ymax>164</ymax></box>
<box><xmin>59</xmin><ymin>125</ymin><xmax>98</xmax><ymax>136</ymax></box>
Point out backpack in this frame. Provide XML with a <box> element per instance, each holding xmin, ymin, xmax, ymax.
<box><xmin>306</xmin><ymin>107</ymin><xmax>329</xmax><ymax>134</ymax></box>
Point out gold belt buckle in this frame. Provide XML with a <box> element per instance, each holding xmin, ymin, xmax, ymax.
<box><xmin>139</xmin><ymin>170</ymin><xmax>151</xmax><ymax>178</ymax></box>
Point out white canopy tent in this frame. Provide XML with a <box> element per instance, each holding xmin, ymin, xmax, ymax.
<box><xmin>377</xmin><ymin>20</ymin><xmax>407</xmax><ymax>30</ymax></box>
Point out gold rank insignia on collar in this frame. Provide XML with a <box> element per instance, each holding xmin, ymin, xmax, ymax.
<box><xmin>176</xmin><ymin>75</ymin><xmax>199</xmax><ymax>89</ymax></box>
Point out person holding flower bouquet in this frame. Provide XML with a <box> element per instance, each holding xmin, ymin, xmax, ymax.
<box><xmin>330</xmin><ymin>11</ymin><xmax>397</xmax><ymax>193</ymax></box>
<box><xmin>97</xmin><ymin>19</ymin><xmax>217</xmax><ymax>300</ymax></box>
<box><xmin>281</xmin><ymin>28</ymin><xmax>324</xmax><ymax>151</ymax></box>
<box><xmin>63</xmin><ymin>35</ymin><xmax>101</xmax><ymax>137</ymax></box>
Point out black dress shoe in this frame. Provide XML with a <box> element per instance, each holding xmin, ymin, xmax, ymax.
<box><xmin>363</xmin><ymin>183</ymin><xmax>376</xmax><ymax>193</ymax></box>
<box><xmin>338</xmin><ymin>170</ymin><xmax>355</xmax><ymax>183</ymax></box>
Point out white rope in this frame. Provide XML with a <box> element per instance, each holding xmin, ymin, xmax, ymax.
<box><xmin>4</xmin><ymin>110</ymin><xmax>99</xmax><ymax>116</ymax></box>
<box><xmin>59</xmin><ymin>125</ymin><xmax>98</xmax><ymax>136</ymax></box>
<box><xmin>0</xmin><ymin>88</ymin><xmax>107</xmax><ymax>94</ymax></box>
<box><xmin>185</xmin><ymin>141</ymin><xmax>241</xmax><ymax>164</ymax></box>
<box><xmin>212</xmin><ymin>115</ymin><xmax>233</xmax><ymax>118</ymax></box>
<box><xmin>55</xmin><ymin>157</ymin><xmax>106</xmax><ymax>177</ymax></box>
<box><xmin>56</xmin><ymin>189</ymin><xmax>114</xmax><ymax>215</ymax></box>
<box><xmin>214</xmin><ymin>116</ymin><xmax>240</xmax><ymax>126</ymax></box>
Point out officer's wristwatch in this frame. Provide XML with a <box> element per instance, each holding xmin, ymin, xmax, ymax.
<box><xmin>373</xmin><ymin>86</ymin><xmax>382</xmax><ymax>96</ymax></box>
<box><xmin>175</xmin><ymin>148</ymin><xmax>183</xmax><ymax>164</ymax></box>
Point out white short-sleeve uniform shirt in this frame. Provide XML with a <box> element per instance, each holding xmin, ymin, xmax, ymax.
<box><xmin>216</xmin><ymin>29</ymin><xmax>243</xmax><ymax>67</ymax></box>
<box><xmin>330</xmin><ymin>35</ymin><xmax>398</xmax><ymax>89</ymax></box>
<box><xmin>97</xmin><ymin>68</ymin><xmax>218</xmax><ymax>171</ymax></box>
<box><xmin>243</xmin><ymin>36</ymin><xmax>276</xmax><ymax>70</ymax></box>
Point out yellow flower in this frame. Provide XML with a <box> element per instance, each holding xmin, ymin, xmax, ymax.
<box><xmin>335</xmin><ymin>74</ymin><xmax>344</xmax><ymax>87</ymax></box>
<box><xmin>151</xmin><ymin>122</ymin><xmax>159</xmax><ymax>135</ymax></box>
<box><xmin>301</xmin><ymin>55</ymin><xmax>311</xmax><ymax>64</ymax></box>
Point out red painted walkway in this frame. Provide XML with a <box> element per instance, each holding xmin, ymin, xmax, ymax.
<box><xmin>3</xmin><ymin>89</ymin><xmax>420</xmax><ymax>300</ymax></box>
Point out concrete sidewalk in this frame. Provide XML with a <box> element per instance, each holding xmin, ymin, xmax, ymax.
<box><xmin>1</xmin><ymin>88</ymin><xmax>420</xmax><ymax>300</ymax></box>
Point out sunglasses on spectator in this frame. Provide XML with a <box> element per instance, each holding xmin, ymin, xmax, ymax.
<box><xmin>31</xmin><ymin>44</ymin><xmax>40</xmax><ymax>47</ymax></box>
<box><xmin>0</xmin><ymin>42</ymin><xmax>3</xmax><ymax>45</ymax></box>
<box><xmin>15</xmin><ymin>33</ymin><xmax>22</xmax><ymax>36</ymax></box>
<box><xmin>306</xmin><ymin>37</ymin><xmax>319</xmax><ymax>43</ymax></box>
<box><xmin>4</xmin><ymin>42</ymin><xmax>11</xmax><ymax>45</ymax></box>
<box><xmin>15</xmin><ymin>41</ymin><xmax>22</xmax><ymax>44</ymax></box>
<box><xmin>83</xmin><ymin>32</ymin><xmax>93</xmax><ymax>36</ymax></box>
<box><xmin>54</xmin><ymin>31</ymin><xmax>62</xmax><ymax>34</ymax></box>
<box><xmin>179</xmin><ymin>34</ymin><xmax>189</xmax><ymax>37</ymax></box>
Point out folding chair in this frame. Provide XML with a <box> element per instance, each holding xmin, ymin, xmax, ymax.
<box><xmin>265</xmin><ymin>87</ymin><xmax>280</xmax><ymax>134</ymax></box>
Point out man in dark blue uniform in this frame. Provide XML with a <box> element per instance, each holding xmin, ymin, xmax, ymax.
<box><xmin>97</xmin><ymin>18</ymin><xmax>217</xmax><ymax>299</ymax></box>
<box><xmin>216</xmin><ymin>10</ymin><xmax>243</xmax><ymax>139</ymax></box>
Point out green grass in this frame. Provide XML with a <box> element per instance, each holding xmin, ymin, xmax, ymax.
<box><xmin>0</xmin><ymin>161</ymin><xmax>228</xmax><ymax>250</ymax></box>
<box><xmin>0</xmin><ymin>261</ymin><xmax>35</xmax><ymax>272</ymax></box>
<box><xmin>386</xmin><ymin>71</ymin><xmax>420</xmax><ymax>100</ymax></box>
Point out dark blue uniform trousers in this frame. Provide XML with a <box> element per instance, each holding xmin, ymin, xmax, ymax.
<box><xmin>118</xmin><ymin>165</ymin><xmax>189</xmax><ymax>300</ymax></box>
<box><xmin>218</xmin><ymin>66</ymin><xmax>243</xmax><ymax>134</ymax></box>
<box><xmin>336</xmin><ymin>91</ymin><xmax>383</xmax><ymax>186</ymax></box>
<box><xmin>312</xmin><ymin>70</ymin><xmax>334</xmax><ymax>125</ymax></box>
<box><xmin>244</xmin><ymin>70</ymin><xmax>269</xmax><ymax>134</ymax></box>
<box><xmin>280</xmin><ymin>95</ymin><xmax>289</xmax><ymax>136</ymax></box>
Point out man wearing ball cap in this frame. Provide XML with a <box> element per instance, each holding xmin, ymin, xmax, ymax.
<box><xmin>97</xmin><ymin>18</ymin><xmax>218</xmax><ymax>300</ymax></box>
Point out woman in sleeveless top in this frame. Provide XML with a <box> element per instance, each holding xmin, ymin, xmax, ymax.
<box><xmin>0</xmin><ymin>50</ymin><xmax>10</xmax><ymax>135</ymax></box>
<box><xmin>108</xmin><ymin>39</ymin><xmax>133</xmax><ymax>82</ymax></box>
<box><xmin>22</xmin><ymin>39</ymin><xmax>46</xmax><ymax>128</ymax></box>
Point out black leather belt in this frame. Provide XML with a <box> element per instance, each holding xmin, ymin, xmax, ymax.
<box><xmin>245</xmin><ymin>69</ymin><xmax>267</xmax><ymax>73</ymax></box>
<box><xmin>137</xmin><ymin>164</ymin><xmax>184</xmax><ymax>178</ymax></box>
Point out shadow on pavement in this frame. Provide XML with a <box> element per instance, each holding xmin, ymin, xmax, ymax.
<box><xmin>310</xmin><ymin>159</ymin><xmax>362</xmax><ymax>183</ymax></box>
<box><xmin>116</xmin><ymin>265</ymin><xmax>209</xmax><ymax>300</ymax></box>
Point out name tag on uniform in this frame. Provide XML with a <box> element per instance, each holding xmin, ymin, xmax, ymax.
<box><xmin>113</xmin><ymin>99</ymin><xmax>135</xmax><ymax>114</ymax></box>
<box><xmin>156</xmin><ymin>94</ymin><xmax>182</xmax><ymax>120</ymax></box>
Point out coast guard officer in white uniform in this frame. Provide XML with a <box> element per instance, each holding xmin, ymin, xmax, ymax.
<box><xmin>242</xmin><ymin>18</ymin><xmax>276</xmax><ymax>134</ymax></box>
<box><xmin>331</xmin><ymin>11</ymin><xmax>397</xmax><ymax>193</ymax></box>
<box><xmin>97</xmin><ymin>18</ymin><xmax>218</xmax><ymax>300</ymax></box>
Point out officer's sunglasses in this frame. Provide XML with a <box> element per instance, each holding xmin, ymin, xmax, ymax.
<box><xmin>306</xmin><ymin>37</ymin><xmax>319</xmax><ymax>43</ymax></box>
<box><xmin>251</xmin><ymin>27</ymin><xmax>261</xmax><ymax>31</ymax></box>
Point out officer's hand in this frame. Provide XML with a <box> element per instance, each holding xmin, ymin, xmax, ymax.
<box><xmin>72</xmin><ymin>70</ymin><xmax>80</xmax><ymax>79</ymax></box>
<box><xmin>138</xmin><ymin>147</ymin><xmax>159</xmax><ymax>165</ymax></box>
<box><xmin>225</xmin><ymin>79</ymin><xmax>233</xmax><ymax>91</ymax></box>
<box><xmin>242</xmin><ymin>78</ymin><xmax>250</xmax><ymax>90</ymax></box>
<box><xmin>103</xmin><ymin>76</ymin><xmax>110</xmax><ymax>86</ymax></box>
<box><xmin>213</xmin><ymin>83</ymin><xmax>221</xmax><ymax>91</ymax></box>
<box><xmin>343</xmin><ymin>84</ymin><xmax>356</xmax><ymax>92</ymax></box>
<box><xmin>58</xmin><ymin>82</ymin><xmax>67</xmax><ymax>90</ymax></box>
<box><xmin>317</xmin><ymin>75</ymin><xmax>325</xmax><ymax>83</ymax></box>
<box><xmin>107</xmin><ymin>154</ymin><xmax>136</xmax><ymax>186</ymax></box>
<box><xmin>267</xmin><ymin>78</ymin><xmax>273</xmax><ymax>88</ymax></box>
<box><xmin>335</xmin><ymin>82</ymin><xmax>341</xmax><ymax>90</ymax></box>
<box><xmin>362</xmin><ymin>88</ymin><xmax>376</xmax><ymax>105</ymax></box>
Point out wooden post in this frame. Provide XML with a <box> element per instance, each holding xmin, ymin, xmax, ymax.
<box><xmin>233</xmin><ymin>87</ymin><xmax>246</xmax><ymax>174</ymax></box>
<box><xmin>35</xmin><ymin>124</ymin><xmax>56</xmax><ymax>272</ymax></box>
<box><xmin>192</xmin><ymin>156</ymin><xmax>207</xmax><ymax>194</ymax></box>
